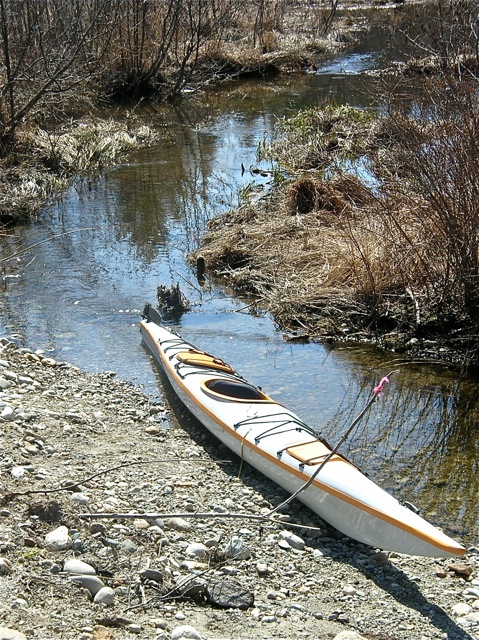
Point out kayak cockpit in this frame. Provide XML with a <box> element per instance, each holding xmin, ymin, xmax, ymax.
<box><xmin>201</xmin><ymin>378</ymin><xmax>273</xmax><ymax>402</ymax></box>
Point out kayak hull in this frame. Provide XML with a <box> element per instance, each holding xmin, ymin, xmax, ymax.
<box><xmin>140</xmin><ymin>306</ymin><xmax>466</xmax><ymax>558</ymax></box>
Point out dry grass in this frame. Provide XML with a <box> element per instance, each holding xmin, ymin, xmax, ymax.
<box><xmin>194</xmin><ymin>191</ymin><xmax>450</xmax><ymax>341</ymax></box>
<box><xmin>0</xmin><ymin>118</ymin><xmax>156</xmax><ymax>223</ymax></box>
<box><xmin>31</xmin><ymin>118</ymin><xmax>155</xmax><ymax>175</ymax></box>
<box><xmin>194</xmin><ymin>189</ymin><xmax>400</xmax><ymax>338</ymax></box>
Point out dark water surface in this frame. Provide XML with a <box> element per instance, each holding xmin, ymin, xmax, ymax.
<box><xmin>1</xmin><ymin>13</ymin><xmax>478</xmax><ymax>546</ymax></box>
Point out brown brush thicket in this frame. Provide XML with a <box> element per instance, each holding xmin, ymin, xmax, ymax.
<box><xmin>400</xmin><ymin>0</ymin><xmax>479</xmax><ymax>78</ymax></box>
<box><xmin>0</xmin><ymin>0</ymin><xmax>344</xmax><ymax>157</ymax></box>
<box><xmin>372</xmin><ymin>90</ymin><xmax>479</xmax><ymax>324</ymax></box>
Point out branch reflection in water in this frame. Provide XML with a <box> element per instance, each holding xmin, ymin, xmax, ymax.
<box><xmin>331</xmin><ymin>363</ymin><xmax>478</xmax><ymax>544</ymax></box>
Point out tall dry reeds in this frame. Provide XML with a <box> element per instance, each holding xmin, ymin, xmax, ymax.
<box><xmin>371</xmin><ymin>88</ymin><xmax>479</xmax><ymax>322</ymax></box>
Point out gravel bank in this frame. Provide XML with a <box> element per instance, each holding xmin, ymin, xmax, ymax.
<box><xmin>0</xmin><ymin>337</ymin><xmax>478</xmax><ymax>640</ymax></box>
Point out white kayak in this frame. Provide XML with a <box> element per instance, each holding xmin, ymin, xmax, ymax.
<box><xmin>140</xmin><ymin>303</ymin><xmax>466</xmax><ymax>558</ymax></box>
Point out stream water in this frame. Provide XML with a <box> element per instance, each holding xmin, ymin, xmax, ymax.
<box><xmin>1</xmin><ymin>10</ymin><xmax>478</xmax><ymax>546</ymax></box>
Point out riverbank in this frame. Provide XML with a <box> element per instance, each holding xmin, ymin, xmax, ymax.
<box><xmin>1</xmin><ymin>337</ymin><xmax>479</xmax><ymax>640</ymax></box>
<box><xmin>0</xmin><ymin>118</ymin><xmax>157</xmax><ymax>225</ymax></box>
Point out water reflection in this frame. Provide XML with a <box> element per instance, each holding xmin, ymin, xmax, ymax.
<box><xmin>334</xmin><ymin>359</ymin><xmax>479</xmax><ymax>541</ymax></box>
<box><xmin>318</xmin><ymin>52</ymin><xmax>379</xmax><ymax>75</ymax></box>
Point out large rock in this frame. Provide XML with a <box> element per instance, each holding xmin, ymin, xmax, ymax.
<box><xmin>224</xmin><ymin>536</ymin><xmax>251</xmax><ymax>560</ymax></box>
<box><xmin>44</xmin><ymin>526</ymin><xmax>70</xmax><ymax>551</ymax></box>
<box><xmin>205</xmin><ymin>579</ymin><xmax>254</xmax><ymax>610</ymax></box>
<box><xmin>170</xmin><ymin>626</ymin><xmax>203</xmax><ymax>640</ymax></box>
<box><xmin>0</xmin><ymin>558</ymin><xmax>13</xmax><ymax>575</ymax></box>
<box><xmin>64</xmin><ymin>559</ymin><xmax>96</xmax><ymax>575</ymax></box>
<box><xmin>174</xmin><ymin>574</ymin><xmax>206</xmax><ymax>600</ymax></box>
<box><xmin>165</xmin><ymin>517</ymin><xmax>192</xmax><ymax>533</ymax></box>
<box><xmin>93</xmin><ymin>587</ymin><xmax>116</xmax><ymax>605</ymax></box>
<box><xmin>185</xmin><ymin>542</ymin><xmax>207</xmax><ymax>559</ymax></box>
<box><xmin>70</xmin><ymin>574</ymin><xmax>105</xmax><ymax>597</ymax></box>
<box><xmin>279</xmin><ymin>531</ymin><xmax>305</xmax><ymax>550</ymax></box>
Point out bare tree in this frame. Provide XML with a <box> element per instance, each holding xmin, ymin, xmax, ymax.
<box><xmin>0</xmin><ymin>0</ymin><xmax>115</xmax><ymax>154</ymax></box>
<box><xmin>107</xmin><ymin>0</ymin><xmax>242</xmax><ymax>99</ymax></box>
<box><xmin>318</xmin><ymin>0</ymin><xmax>339</xmax><ymax>38</ymax></box>
<box><xmin>170</xmin><ymin>0</ymin><xmax>241</xmax><ymax>95</ymax></box>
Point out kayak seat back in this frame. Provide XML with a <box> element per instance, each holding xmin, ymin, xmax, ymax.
<box><xmin>176</xmin><ymin>350</ymin><xmax>236</xmax><ymax>374</ymax></box>
<box><xmin>286</xmin><ymin>439</ymin><xmax>343</xmax><ymax>466</ymax></box>
<box><xmin>202</xmin><ymin>378</ymin><xmax>273</xmax><ymax>402</ymax></box>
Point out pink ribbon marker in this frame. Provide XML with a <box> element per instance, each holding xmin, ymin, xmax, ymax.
<box><xmin>374</xmin><ymin>376</ymin><xmax>390</xmax><ymax>397</ymax></box>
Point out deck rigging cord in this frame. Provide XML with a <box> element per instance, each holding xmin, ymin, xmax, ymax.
<box><xmin>267</xmin><ymin>371</ymin><xmax>397</xmax><ymax>517</ymax></box>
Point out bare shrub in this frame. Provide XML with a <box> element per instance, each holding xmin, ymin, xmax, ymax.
<box><xmin>371</xmin><ymin>86</ymin><xmax>479</xmax><ymax>321</ymax></box>
<box><xmin>400</xmin><ymin>0</ymin><xmax>479</xmax><ymax>78</ymax></box>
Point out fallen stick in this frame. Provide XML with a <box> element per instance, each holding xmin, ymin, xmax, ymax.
<box><xmin>78</xmin><ymin>510</ymin><xmax>324</xmax><ymax>533</ymax></box>
<box><xmin>2</xmin><ymin>457</ymin><xmax>228</xmax><ymax>500</ymax></box>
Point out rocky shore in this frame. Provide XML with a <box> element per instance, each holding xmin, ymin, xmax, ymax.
<box><xmin>1</xmin><ymin>336</ymin><xmax>478</xmax><ymax>640</ymax></box>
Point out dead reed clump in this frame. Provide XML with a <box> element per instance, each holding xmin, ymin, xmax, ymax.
<box><xmin>192</xmin><ymin>190</ymin><xmax>383</xmax><ymax>338</ymax></box>
<box><xmin>193</xmin><ymin>171</ymin><xmax>460</xmax><ymax>345</ymax></box>
<box><xmin>331</xmin><ymin>173</ymin><xmax>372</xmax><ymax>208</ymax></box>
<box><xmin>286</xmin><ymin>177</ymin><xmax>350</xmax><ymax>217</ymax></box>
<box><xmin>194</xmin><ymin>220</ymin><xmax>254</xmax><ymax>287</ymax></box>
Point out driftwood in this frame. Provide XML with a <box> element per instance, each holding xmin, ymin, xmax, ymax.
<box><xmin>157</xmin><ymin>283</ymin><xmax>190</xmax><ymax>317</ymax></box>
